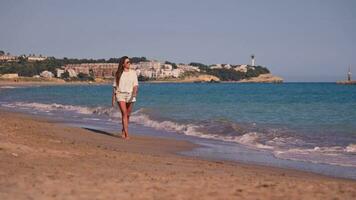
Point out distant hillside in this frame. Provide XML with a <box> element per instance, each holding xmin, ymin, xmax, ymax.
<box><xmin>0</xmin><ymin>56</ymin><xmax>279</xmax><ymax>82</ymax></box>
<box><xmin>189</xmin><ymin>62</ymin><xmax>271</xmax><ymax>81</ymax></box>
<box><xmin>0</xmin><ymin>56</ymin><xmax>147</xmax><ymax>77</ymax></box>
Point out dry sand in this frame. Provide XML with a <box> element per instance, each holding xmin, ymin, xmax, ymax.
<box><xmin>0</xmin><ymin>110</ymin><xmax>355</xmax><ymax>200</ymax></box>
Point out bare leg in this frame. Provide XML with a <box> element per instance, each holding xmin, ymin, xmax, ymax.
<box><xmin>121</xmin><ymin>128</ymin><xmax>125</xmax><ymax>138</ymax></box>
<box><xmin>118</xmin><ymin>101</ymin><xmax>129</xmax><ymax>139</ymax></box>
<box><xmin>125</xmin><ymin>102</ymin><xmax>134</xmax><ymax>139</ymax></box>
<box><xmin>126</xmin><ymin>102</ymin><xmax>134</xmax><ymax>122</ymax></box>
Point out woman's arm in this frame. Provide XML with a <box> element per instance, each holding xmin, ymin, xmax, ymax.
<box><xmin>132</xmin><ymin>72</ymin><xmax>139</xmax><ymax>97</ymax></box>
<box><xmin>132</xmin><ymin>85</ymin><xmax>138</xmax><ymax>97</ymax></box>
<box><xmin>112</xmin><ymin>78</ymin><xmax>117</xmax><ymax>107</ymax></box>
<box><xmin>112</xmin><ymin>87</ymin><xmax>116</xmax><ymax>107</ymax></box>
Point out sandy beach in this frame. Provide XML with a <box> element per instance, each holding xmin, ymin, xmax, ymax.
<box><xmin>0</xmin><ymin>110</ymin><xmax>355</xmax><ymax>200</ymax></box>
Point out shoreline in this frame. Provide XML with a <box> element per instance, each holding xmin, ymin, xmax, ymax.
<box><xmin>1</xmin><ymin>79</ymin><xmax>348</xmax><ymax>85</ymax></box>
<box><xmin>1</xmin><ymin>109</ymin><xmax>355</xmax><ymax>199</ymax></box>
<box><xmin>0</xmin><ymin>80</ymin><xmax>109</xmax><ymax>86</ymax></box>
<box><xmin>0</xmin><ymin>79</ymin><xmax>285</xmax><ymax>85</ymax></box>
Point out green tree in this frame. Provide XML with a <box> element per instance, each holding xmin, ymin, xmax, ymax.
<box><xmin>77</xmin><ymin>73</ymin><xmax>94</xmax><ymax>81</ymax></box>
<box><xmin>107</xmin><ymin>58</ymin><xmax>119</xmax><ymax>63</ymax></box>
<box><xmin>130</xmin><ymin>57</ymin><xmax>147</xmax><ymax>63</ymax></box>
<box><xmin>61</xmin><ymin>71</ymin><xmax>70</xmax><ymax>79</ymax></box>
<box><xmin>138</xmin><ymin>75</ymin><xmax>150</xmax><ymax>81</ymax></box>
<box><xmin>165</xmin><ymin>61</ymin><xmax>178</xmax><ymax>69</ymax></box>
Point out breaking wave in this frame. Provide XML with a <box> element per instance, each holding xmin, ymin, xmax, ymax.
<box><xmin>1</xmin><ymin>101</ymin><xmax>355</xmax><ymax>167</ymax></box>
<box><xmin>0</xmin><ymin>86</ymin><xmax>21</xmax><ymax>89</ymax></box>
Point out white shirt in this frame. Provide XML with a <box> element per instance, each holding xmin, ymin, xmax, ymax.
<box><xmin>112</xmin><ymin>70</ymin><xmax>139</xmax><ymax>93</ymax></box>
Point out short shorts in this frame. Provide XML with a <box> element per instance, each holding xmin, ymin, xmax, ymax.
<box><xmin>116</xmin><ymin>92</ymin><xmax>136</xmax><ymax>103</ymax></box>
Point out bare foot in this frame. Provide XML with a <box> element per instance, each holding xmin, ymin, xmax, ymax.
<box><xmin>121</xmin><ymin>130</ymin><xmax>125</xmax><ymax>138</ymax></box>
<box><xmin>124</xmin><ymin>132</ymin><xmax>130</xmax><ymax>140</ymax></box>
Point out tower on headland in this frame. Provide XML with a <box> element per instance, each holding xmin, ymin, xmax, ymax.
<box><xmin>251</xmin><ymin>54</ymin><xmax>255</xmax><ymax>66</ymax></box>
<box><xmin>348</xmin><ymin>66</ymin><xmax>352</xmax><ymax>81</ymax></box>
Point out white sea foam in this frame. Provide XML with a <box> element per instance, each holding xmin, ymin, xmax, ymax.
<box><xmin>273</xmin><ymin>144</ymin><xmax>356</xmax><ymax>167</ymax></box>
<box><xmin>0</xmin><ymin>86</ymin><xmax>19</xmax><ymax>89</ymax></box>
<box><xmin>130</xmin><ymin>113</ymin><xmax>201</xmax><ymax>135</ymax></box>
<box><xmin>235</xmin><ymin>132</ymin><xmax>274</xmax><ymax>149</ymax></box>
<box><xmin>2</xmin><ymin>101</ymin><xmax>271</xmax><ymax>149</ymax></box>
<box><xmin>345</xmin><ymin>144</ymin><xmax>356</xmax><ymax>153</ymax></box>
<box><xmin>130</xmin><ymin>115</ymin><xmax>275</xmax><ymax>150</ymax></box>
<box><xmin>266</xmin><ymin>136</ymin><xmax>307</xmax><ymax>147</ymax></box>
<box><xmin>2</xmin><ymin>101</ymin><xmax>355</xmax><ymax>167</ymax></box>
<box><xmin>6</xmin><ymin>102</ymin><xmax>93</xmax><ymax>114</ymax></box>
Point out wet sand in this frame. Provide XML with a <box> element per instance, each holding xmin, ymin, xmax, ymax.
<box><xmin>0</xmin><ymin>110</ymin><xmax>355</xmax><ymax>199</ymax></box>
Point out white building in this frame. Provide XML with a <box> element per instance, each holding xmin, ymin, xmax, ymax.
<box><xmin>139</xmin><ymin>69</ymin><xmax>153</xmax><ymax>78</ymax></box>
<box><xmin>160</xmin><ymin>69</ymin><xmax>173</xmax><ymax>77</ymax></box>
<box><xmin>172</xmin><ymin>69</ymin><xmax>182</xmax><ymax>78</ymax></box>
<box><xmin>131</xmin><ymin>63</ymin><xmax>140</xmax><ymax>70</ymax></box>
<box><xmin>235</xmin><ymin>65</ymin><xmax>248</xmax><ymax>73</ymax></box>
<box><xmin>139</xmin><ymin>61</ymin><xmax>161</xmax><ymax>70</ymax></box>
<box><xmin>56</xmin><ymin>69</ymin><xmax>65</xmax><ymax>78</ymax></box>
<box><xmin>210</xmin><ymin>64</ymin><xmax>223</xmax><ymax>69</ymax></box>
<box><xmin>1</xmin><ymin>73</ymin><xmax>18</xmax><ymax>78</ymax></box>
<box><xmin>67</xmin><ymin>69</ymin><xmax>77</xmax><ymax>77</ymax></box>
<box><xmin>223</xmin><ymin>64</ymin><xmax>232</xmax><ymax>69</ymax></box>
<box><xmin>163</xmin><ymin>64</ymin><xmax>173</xmax><ymax>70</ymax></box>
<box><xmin>28</xmin><ymin>55</ymin><xmax>47</xmax><ymax>61</ymax></box>
<box><xmin>177</xmin><ymin>64</ymin><xmax>200</xmax><ymax>72</ymax></box>
<box><xmin>40</xmin><ymin>70</ymin><xmax>54</xmax><ymax>78</ymax></box>
<box><xmin>0</xmin><ymin>54</ymin><xmax>17</xmax><ymax>62</ymax></box>
<box><xmin>151</xmin><ymin>68</ymin><xmax>160</xmax><ymax>78</ymax></box>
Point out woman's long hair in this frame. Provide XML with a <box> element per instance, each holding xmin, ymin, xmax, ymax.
<box><xmin>115</xmin><ymin>56</ymin><xmax>129</xmax><ymax>86</ymax></box>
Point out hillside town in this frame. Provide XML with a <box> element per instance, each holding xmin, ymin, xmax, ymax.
<box><xmin>58</xmin><ymin>61</ymin><xmax>202</xmax><ymax>79</ymax></box>
<box><xmin>57</xmin><ymin>55</ymin><xmax>260</xmax><ymax>80</ymax></box>
<box><xmin>0</xmin><ymin>51</ymin><xmax>283</xmax><ymax>82</ymax></box>
<box><xmin>0</xmin><ymin>52</ymin><xmax>47</xmax><ymax>62</ymax></box>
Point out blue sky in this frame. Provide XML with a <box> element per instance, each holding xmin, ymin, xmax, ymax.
<box><xmin>1</xmin><ymin>0</ymin><xmax>355</xmax><ymax>81</ymax></box>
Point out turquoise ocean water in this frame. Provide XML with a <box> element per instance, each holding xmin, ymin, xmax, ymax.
<box><xmin>1</xmin><ymin>83</ymin><xmax>355</xmax><ymax>179</ymax></box>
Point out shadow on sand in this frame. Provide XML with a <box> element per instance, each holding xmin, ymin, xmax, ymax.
<box><xmin>83</xmin><ymin>127</ymin><xmax>119</xmax><ymax>138</ymax></box>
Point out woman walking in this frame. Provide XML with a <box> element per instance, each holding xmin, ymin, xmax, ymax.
<box><xmin>112</xmin><ymin>56</ymin><xmax>139</xmax><ymax>139</ymax></box>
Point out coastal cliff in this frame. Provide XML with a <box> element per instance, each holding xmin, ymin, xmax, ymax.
<box><xmin>146</xmin><ymin>74</ymin><xmax>220</xmax><ymax>83</ymax></box>
<box><xmin>149</xmin><ymin>73</ymin><xmax>284</xmax><ymax>83</ymax></box>
<box><xmin>238</xmin><ymin>73</ymin><xmax>283</xmax><ymax>83</ymax></box>
<box><xmin>180</xmin><ymin>74</ymin><xmax>220</xmax><ymax>82</ymax></box>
